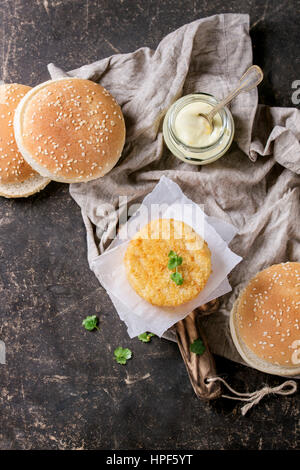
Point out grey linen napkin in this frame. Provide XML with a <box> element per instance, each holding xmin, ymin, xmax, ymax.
<box><xmin>48</xmin><ymin>13</ymin><xmax>300</xmax><ymax>368</ymax></box>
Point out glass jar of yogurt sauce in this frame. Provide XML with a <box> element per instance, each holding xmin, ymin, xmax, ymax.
<box><xmin>163</xmin><ymin>93</ymin><xmax>234</xmax><ymax>165</ymax></box>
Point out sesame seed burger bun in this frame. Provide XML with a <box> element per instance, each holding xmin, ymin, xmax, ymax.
<box><xmin>230</xmin><ymin>262</ymin><xmax>300</xmax><ymax>376</ymax></box>
<box><xmin>13</xmin><ymin>77</ymin><xmax>126</xmax><ymax>183</ymax></box>
<box><xmin>0</xmin><ymin>83</ymin><xmax>50</xmax><ymax>198</ymax></box>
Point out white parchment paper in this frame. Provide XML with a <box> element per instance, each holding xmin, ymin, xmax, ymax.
<box><xmin>91</xmin><ymin>176</ymin><xmax>242</xmax><ymax>337</ymax></box>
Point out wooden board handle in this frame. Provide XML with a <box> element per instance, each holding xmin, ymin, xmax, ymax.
<box><xmin>175</xmin><ymin>307</ymin><xmax>221</xmax><ymax>400</ymax></box>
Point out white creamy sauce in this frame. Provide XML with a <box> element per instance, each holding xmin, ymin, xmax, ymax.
<box><xmin>174</xmin><ymin>102</ymin><xmax>222</xmax><ymax>148</ymax></box>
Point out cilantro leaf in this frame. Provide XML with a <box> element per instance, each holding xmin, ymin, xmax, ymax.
<box><xmin>167</xmin><ymin>251</ymin><xmax>183</xmax><ymax>270</ymax></box>
<box><xmin>168</xmin><ymin>250</ymin><xmax>176</xmax><ymax>257</ymax></box>
<box><xmin>168</xmin><ymin>257</ymin><xmax>179</xmax><ymax>270</ymax></box>
<box><xmin>190</xmin><ymin>338</ymin><xmax>206</xmax><ymax>355</ymax></box>
<box><xmin>176</xmin><ymin>256</ymin><xmax>182</xmax><ymax>266</ymax></box>
<box><xmin>170</xmin><ymin>272</ymin><xmax>183</xmax><ymax>285</ymax></box>
<box><xmin>82</xmin><ymin>315</ymin><xmax>99</xmax><ymax>331</ymax></box>
<box><xmin>168</xmin><ymin>251</ymin><xmax>184</xmax><ymax>285</ymax></box>
<box><xmin>138</xmin><ymin>332</ymin><xmax>155</xmax><ymax>343</ymax></box>
<box><xmin>114</xmin><ymin>347</ymin><xmax>132</xmax><ymax>365</ymax></box>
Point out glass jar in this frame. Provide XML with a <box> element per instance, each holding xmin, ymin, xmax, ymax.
<box><xmin>163</xmin><ymin>93</ymin><xmax>234</xmax><ymax>165</ymax></box>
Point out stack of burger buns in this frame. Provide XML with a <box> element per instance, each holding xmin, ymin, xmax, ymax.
<box><xmin>0</xmin><ymin>78</ymin><xmax>126</xmax><ymax>198</ymax></box>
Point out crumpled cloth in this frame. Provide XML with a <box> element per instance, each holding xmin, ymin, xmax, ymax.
<box><xmin>47</xmin><ymin>13</ymin><xmax>300</xmax><ymax>369</ymax></box>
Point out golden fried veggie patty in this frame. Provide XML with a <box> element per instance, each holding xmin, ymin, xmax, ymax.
<box><xmin>124</xmin><ymin>218</ymin><xmax>212</xmax><ymax>307</ymax></box>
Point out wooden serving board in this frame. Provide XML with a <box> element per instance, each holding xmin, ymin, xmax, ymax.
<box><xmin>175</xmin><ymin>300</ymin><xmax>221</xmax><ymax>400</ymax></box>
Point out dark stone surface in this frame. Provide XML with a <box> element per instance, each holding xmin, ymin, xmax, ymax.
<box><xmin>0</xmin><ymin>0</ymin><xmax>299</xmax><ymax>450</ymax></box>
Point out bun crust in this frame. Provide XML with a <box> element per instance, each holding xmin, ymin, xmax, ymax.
<box><xmin>124</xmin><ymin>218</ymin><xmax>212</xmax><ymax>307</ymax></box>
<box><xmin>0</xmin><ymin>173</ymin><xmax>50</xmax><ymax>198</ymax></box>
<box><xmin>230</xmin><ymin>262</ymin><xmax>300</xmax><ymax>374</ymax></box>
<box><xmin>0</xmin><ymin>84</ymin><xmax>39</xmax><ymax>183</ymax></box>
<box><xmin>14</xmin><ymin>78</ymin><xmax>126</xmax><ymax>183</ymax></box>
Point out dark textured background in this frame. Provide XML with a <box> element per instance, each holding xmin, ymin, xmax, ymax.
<box><xmin>0</xmin><ymin>0</ymin><xmax>299</xmax><ymax>450</ymax></box>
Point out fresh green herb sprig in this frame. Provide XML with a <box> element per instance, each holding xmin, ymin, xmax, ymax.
<box><xmin>190</xmin><ymin>337</ymin><xmax>206</xmax><ymax>355</ymax></box>
<box><xmin>168</xmin><ymin>250</ymin><xmax>184</xmax><ymax>285</ymax></box>
<box><xmin>114</xmin><ymin>347</ymin><xmax>132</xmax><ymax>365</ymax></box>
<box><xmin>167</xmin><ymin>251</ymin><xmax>182</xmax><ymax>270</ymax></box>
<box><xmin>138</xmin><ymin>332</ymin><xmax>155</xmax><ymax>343</ymax></box>
<box><xmin>170</xmin><ymin>272</ymin><xmax>183</xmax><ymax>285</ymax></box>
<box><xmin>82</xmin><ymin>315</ymin><xmax>99</xmax><ymax>331</ymax></box>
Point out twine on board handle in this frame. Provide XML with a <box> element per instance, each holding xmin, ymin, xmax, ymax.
<box><xmin>206</xmin><ymin>376</ymin><xmax>297</xmax><ymax>416</ymax></box>
<box><xmin>175</xmin><ymin>305</ymin><xmax>297</xmax><ymax>415</ymax></box>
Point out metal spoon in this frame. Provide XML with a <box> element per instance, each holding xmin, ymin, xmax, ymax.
<box><xmin>199</xmin><ymin>65</ymin><xmax>264</xmax><ymax>132</ymax></box>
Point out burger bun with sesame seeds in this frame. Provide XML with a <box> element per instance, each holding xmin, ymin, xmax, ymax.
<box><xmin>230</xmin><ymin>262</ymin><xmax>300</xmax><ymax>376</ymax></box>
<box><xmin>0</xmin><ymin>83</ymin><xmax>50</xmax><ymax>198</ymax></box>
<box><xmin>13</xmin><ymin>77</ymin><xmax>126</xmax><ymax>183</ymax></box>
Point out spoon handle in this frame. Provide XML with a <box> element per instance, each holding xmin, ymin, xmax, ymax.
<box><xmin>207</xmin><ymin>65</ymin><xmax>263</xmax><ymax>121</ymax></box>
